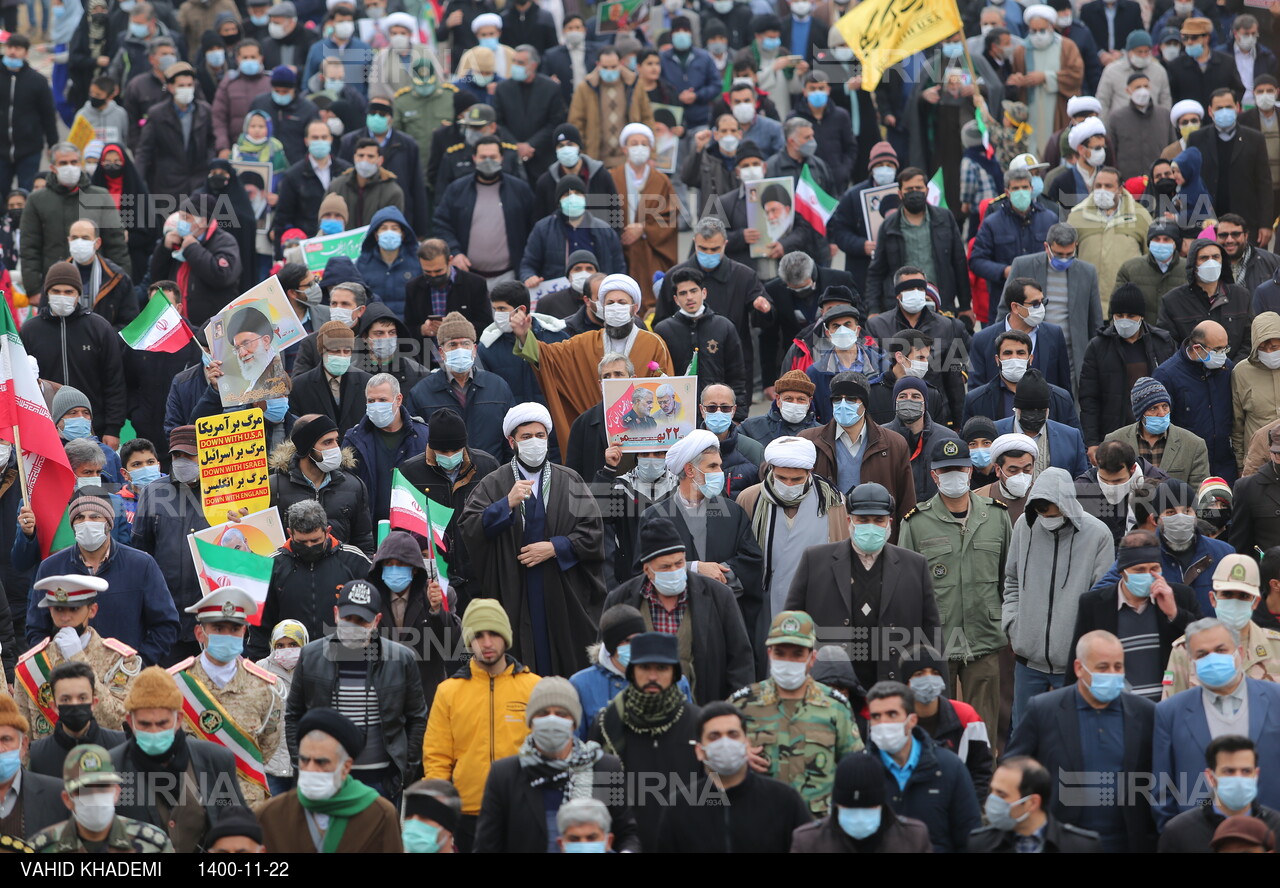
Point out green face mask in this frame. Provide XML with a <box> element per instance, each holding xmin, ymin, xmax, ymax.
<box><xmin>436</xmin><ymin>450</ymin><xmax>464</xmax><ymax>470</ymax></box>
<box><xmin>135</xmin><ymin>728</ymin><xmax>176</xmax><ymax>756</ymax></box>
<box><xmin>324</xmin><ymin>354</ymin><xmax>351</xmax><ymax>376</ymax></box>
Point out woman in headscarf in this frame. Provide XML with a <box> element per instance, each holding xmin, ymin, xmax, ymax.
<box><xmin>1172</xmin><ymin>146</ymin><xmax>1214</xmax><ymax>241</ymax></box>
<box><xmin>194</xmin><ymin>158</ymin><xmax>260</xmax><ymax>291</ymax></box>
<box><xmin>1140</xmin><ymin>155</ymin><xmax>1179</xmax><ymax>221</ymax></box>
<box><xmin>231</xmin><ymin>109</ymin><xmax>289</xmax><ymax>179</ymax></box>
<box><xmin>49</xmin><ymin>0</ymin><xmax>84</xmax><ymax>124</ymax></box>
<box><xmin>90</xmin><ymin>141</ymin><xmax>153</xmax><ymax>283</ymax></box>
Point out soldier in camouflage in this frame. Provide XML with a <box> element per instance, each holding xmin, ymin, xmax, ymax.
<box><xmin>14</xmin><ymin>576</ymin><xmax>142</xmax><ymax>741</ymax></box>
<box><xmin>1164</xmin><ymin>554</ymin><xmax>1280</xmax><ymax>696</ymax></box>
<box><xmin>29</xmin><ymin>744</ymin><xmax>174</xmax><ymax>853</ymax></box>
<box><xmin>170</xmin><ymin>587</ymin><xmax>285</xmax><ymax>808</ymax></box>
<box><xmin>730</xmin><ymin>610</ymin><xmax>863</xmax><ymax>817</ymax></box>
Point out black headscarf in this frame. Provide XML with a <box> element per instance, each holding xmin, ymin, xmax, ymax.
<box><xmin>194</xmin><ymin>158</ymin><xmax>258</xmax><ymax>290</ymax></box>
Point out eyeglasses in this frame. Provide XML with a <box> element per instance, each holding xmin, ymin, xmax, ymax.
<box><xmin>1218</xmin><ymin>230</ymin><xmax>1246</xmax><ymax>239</ymax></box>
<box><xmin>702</xmin><ymin>404</ymin><xmax>736</xmax><ymax>413</ymax></box>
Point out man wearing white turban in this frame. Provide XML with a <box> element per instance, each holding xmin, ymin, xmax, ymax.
<box><xmin>976</xmin><ymin>432</ymin><xmax>1039</xmax><ymax>522</ymax></box>
<box><xmin>510</xmin><ymin>275</ymin><xmax>674</xmax><ymax>455</ymax></box>
<box><xmin>1009</xmin><ymin>4</ymin><xmax>1085</xmax><ymax>156</ymax></box>
<box><xmin>457</xmin><ymin>12</ymin><xmax>515</xmax><ymax>78</ymax></box>
<box><xmin>610</xmin><ymin>122</ymin><xmax>678</xmax><ymax>313</ymax></box>
<box><xmin>640</xmin><ymin>429</ymin><xmax>766</xmax><ymax>662</ymax></box>
<box><xmin>458</xmin><ymin>402</ymin><xmax>606</xmax><ymax>676</ymax></box>
<box><xmin>736</xmin><ymin>436</ymin><xmax>850</xmax><ymax>617</ymax></box>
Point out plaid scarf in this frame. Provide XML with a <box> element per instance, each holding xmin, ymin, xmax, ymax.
<box><xmin>517</xmin><ymin>735</ymin><xmax>603</xmax><ymax>800</ymax></box>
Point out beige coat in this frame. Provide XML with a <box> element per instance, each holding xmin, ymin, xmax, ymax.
<box><xmin>1068</xmin><ymin>188</ymin><xmax>1151</xmax><ymax>313</ymax></box>
<box><xmin>1243</xmin><ymin>416</ymin><xmax>1280</xmax><ymax>476</ymax></box>
<box><xmin>456</xmin><ymin>44</ymin><xmax>517</xmax><ymax>78</ymax></box>
<box><xmin>1232</xmin><ymin>311</ymin><xmax>1280</xmax><ymax>467</ymax></box>
<box><xmin>569</xmin><ymin>66</ymin><xmax>654</xmax><ymax>170</ymax></box>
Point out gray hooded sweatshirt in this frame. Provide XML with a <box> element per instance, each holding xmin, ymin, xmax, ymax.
<box><xmin>1002</xmin><ymin>467</ymin><xmax>1115</xmax><ymax>674</ymax></box>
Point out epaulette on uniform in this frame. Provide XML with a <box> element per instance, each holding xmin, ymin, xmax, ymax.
<box><xmin>167</xmin><ymin>656</ymin><xmax>196</xmax><ymax>674</ymax></box>
<box><xmin>240</xmin><ymin>658</ymin><xmax>278</xmax><ymax>683</ymax></box>
<box><xmin>101</xmin><ymin>637</ymin><xmax>138</xmax><ymax>657</ymax></box>
<box><xmin>18</xmin><ymin>638</ymin><xmax>50</xmax><ymax>663</ymax></box>
<box><xmin>729</xmin><ymin>685</ymin><xmax>753</xmax><ymax>701</ymax></box>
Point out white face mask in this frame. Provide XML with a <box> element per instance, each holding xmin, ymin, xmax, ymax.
<box><xmin>903</xmin><ymin>358</ymin><xmax>928</xmax><ymax>378</ymax></box>
<box><xmin>1000</xmin><ymin>358</ymin><xmax>1028</xmax><ymax>383</ymax></box>
<box><xmin>628</xmin><ymin>145</ymin><xmax>650</xmax><ymax>166</ymax></box>
<box><xmin>74</xmin><ymin>521</ymin><xmax>108</xmax><ymax>551</ymax></box>
<box><xmin>870</xmin><ymin>721</ymin><xmax>909</xmax><ymax>753</ymax></box>
<box><xmin>1028</xmin><ymin>30</ymin><xmax>1053</xmax><ymax>50</ymax></box>
<box><xmin>49</xmin><ymin>294</ymin><xmax>78</xmax><ymax>317</ymax></box>
<box><xmin>494</xmin><ymin>310</ymin><xmax>512</xmax><ymax>332</ymax></box>
<box><xmin>1099</xmin><ymin>475</ymin><xmax>1133</xmax><ymax>505</ymax></box>
<box><xmin>1131</xmin><ymin>86</ymin><xmax>1151</xmax><ymax>107</ymax></box>
<box><xmin>935</xmin><ymin>470</ymin><xmax>970</xmax><ymax>499</ymax></box>
<box><xmin>55</xmin><ymin>164</ymin><xmax>83</xmax><ymax>187</ymax></box>
<box><xmin>272</xmin><ymin>647</ymin><xmax>301</xmax><ymax>670</ymax></box>
<box><xmin>872</xmin><ymin>164</ymin><xmax>896</xmax><ymax>186</ymax></box>
<box><xmin>1260</xmin><ymin>350</ymin><xmax>1280</xmax><ymax>370</ymax></box>
<box><xmin>778</xmin><ymin>401</ymin><xmax>809</xmax><ymax>424</ymax></box>
<box><xmin>517</xmin><ymin>436</ymin><xmax>548</xmax><ymax>467</ymax></box>
<box><xmin>330</xmin><ymin>306</ymin><xmax>354</xmax><ymax>326</ymax></box>
<box><xmin>1259</xmin><ymin>92</ymin><xmax>1278</xmax><ymax>112</ymax></box>
<box><xmin>298</xmin><ymin>768</ymin><xmax>342</xmax><ymax>801</ymax></box>
<box><xmin>1197</xmin><ymin>259</ymin><xmax>1223</xmax><ymax>283</ymax></box>
<box><xmin>1020</xmin><ymin>304</ymin><xmax>1045</xmax><ymax>327</ymax></box>
<box><xmin>1002</xmin><ymin>472</ymin><xmax>1033</xmax><ymax>498</ymax></box>
<box><xmin>602</xmin><ymin>303</ymin><xmax>633</xmax><ymax>328</ymax></box>
<box><xmin>1238</xmin><ymin>34</ymin><xmax>1257</xmax><ymax>52</ymax></box>
<box><xmin>333</xmin><ymin>20</ymin><xmax>354</xmax><ymax>39</ymax></box>
<box><xmin>1087</xmin><ymin>147</ymin><xmax>1107</xmax><ymax>168</ymax></box>
<box><xmin>1162</xmin><ymin>44</ymin><xmax>1182</xmax><ymax>63</ymax></box>
<box><xmin>769</xmin><ymin>658</ymin><xmax>809</xmax><ymax>689</ymax></box>
<box><xmin>738</xmin><ymin>165</ymin><xmax>765</xmax><ymax>182</ymax></box>
<box><xmin>899</xmin><ymin>289</ymin><xmax>928</xmax><ymax>314</ymax></box>
<box><xmin>570</xmin><ymin>271</ymin><xmax>591</xmax><ymax>293</ymax></box>
<box><xmin>732</xmin><ymin>101</ymin><xmax>756</xmax><ymax>124</ymax></box>
<box><xmin>173</xmin><ymin>86</ymin><xmax>195</xmax><ymax>105</ymax></box>
<box><xmin>1113</xmin><ymin>317</ymin><xmax>1141</xmax><ymax>338</ymax></box>
<box><xmin>72</xmin><ymin>790</ymin><xmax>116</xmax><ymax>832</ymax></box>
<box><xmin>1092</xmin><ymin>188</ymin><xmax>1116</xmax><ymax>210</ymax></box>
<box><xmin>313</xmin><ymin>446</ymin><xmax>342</xmax><ymax>472</ymax></box>
<box><xmin>69</xmin><ymin>238</ymin><xmax>96</xmax><ymax>264</ymax></box>
<box><xmin>1129</xmin><ymin>52</ymin><xmax>1150</xmax><ymax>69</ymax></box>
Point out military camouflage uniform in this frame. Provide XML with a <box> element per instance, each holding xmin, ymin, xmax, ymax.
<box><xmin>169</xmin><ymin>655</ymin><xmax>285</xmax><ymax>807</ymax></box>
<box><xmin>31</xmin><ymin>815</ymin><xmax>175</xmax><ymax>853</ymax></box>
<box><xmin>730</xmin><ymin>677</ymin><xmax>863</xmax><ymax>816</ymax></box>
<box><xmin>15</xmin><ymin>628</ymin><xmax>142</xmax><ymax>740</ymax></box>
<box><xmin>1162</xmin><ymin>621</ymin><xmax>1280</xmax><ymax>697</ymax></box>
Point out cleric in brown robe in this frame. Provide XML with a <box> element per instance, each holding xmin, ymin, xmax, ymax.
<box><xmin>458</xmin><ymin>402</ymin><xmax>606</xmax><ymax>677</ymax></box>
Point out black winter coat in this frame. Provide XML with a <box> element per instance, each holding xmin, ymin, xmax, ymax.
<box><xmin>1157</xmin><ymin>282</ymin><xmax>1253</xmax><ymax>364</ymax></box>
<box><xmin>148</xmin><ymin>223</ymin><xmax>244</xmax><ymax>327</ymax></box>
<box><xmin>654</xmin><ymin>308</ymin><xmax>747</xmax><ymax>415</ymax></box>
<box><xmin>269</xmin><ymin>449</ymin><xmax>377</xmax><ymax>555</ymax></box>
<box><xmin>19</xmin><ymin>303</ymin><xmax>127</xmax><ymax>438</ymax></box>
<box><xmin>964</xmin><ymin>816</ymin><xmax>1102</xmax><ymax>853</ymax></box>
<box><xmin>656</xmin><ymin>771</ymin><xmax>811</xmax><ymax>853</ymax></box>
<box><xmin>287</xmin><ymin>365</ymin><xmax>374</xmax><ymax>440</ymax></box>
<box><xmin>0</xmin><ymin>61</ymin><xmax>58</xmax><ymax>162</ymax></box>
<box><xmin>135</xmin><ymin>98</ymin><xmax>215</xmax><ymax>198</ymax></box>
<box><xmin>790</xmin><ymin>807</ymin><xmax>934</xmax><ymax>853</ymax></box>
<box><xmin>1158</xmin><ymin>801</ymin><xmax>1280</xmax><ymax>852</ymax></box>
<box><xmin>865</xmin><ymin>207</ymin><xmax>971</xmax><ymax>313</ymax></box>
<box><xmin>271</xmin><ymin>154</ymin><xmax>353</xmax><ymax>242</ymax></box>
<box><xmin>1078</xmin><ymin>323</ymin><xmax>1178</xmax><ymax>446</ymax></box>
<box><xmin>870</xmin><ymin>728</ymin><xmax>981</xmax><ymax>853</ymax></box>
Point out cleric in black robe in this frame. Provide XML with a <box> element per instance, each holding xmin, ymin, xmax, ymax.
<box><xmin>458</xmin><ymin>402</ymin><xmax>606</xmax><ymax>677</ymax></box>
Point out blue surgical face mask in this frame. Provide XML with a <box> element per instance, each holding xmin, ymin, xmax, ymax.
<box><xmin>320</xmin><ymin>218</ymin><xmax>343</xmax><ymax>235</ymax></box>
<box><xmin>807</xmin><ymin>90</ymin><xmax>828</xmax><ymax>109</ymax></box>
<box><xmin>970</xmin><ymin>447</ymin><xmax>992</xmax><ymax>468</ymax></box>
<box><xmin>363</xmin><ymin>399</ymin><xmax>397</xmax><ymax>427</ymax></box>
<box><xmin>205</xmin><ymin>633</ymin><xmax>244</xmax><ymax>662</ymax></box>
<box><xmin>652</xmin><ymin>567</ymin><xmax>688</xmax><ymax>596</ymax></box>
<box><xmin>308</xmin><ymin>139</ymin><xmax>332</xmax><ymax>159</ymax></box>
<box><xmin>265</xmin><ymin>398</ymin><xmax>289</xmax><ymax>423</ymax></box>
<box><xmin>249</xmin><ymin>14</ymin><xmax>268</xmax><ymax>26</ymax></box>
<box><xmin>1214</xmin><ymin>107</ymin><xmax>1237</xmax><ymax>129</ymax></box>
<box><xmin>1216</xmin><ymin>775</ymin><xmax>1259</xmax><ymax>811</ymax></box>
<box><xmin>1124</xmin><ymin>570</ymin><xmax>1155</xmax><ymax>598</ymax></box>
<box><xmin>942</xmin><ymin>41</ymin><xmax>964</xmax><ymax>58</ymax></box>
<box><xmin>271</xmin><ymin>90</ymin><xmax>293</xmax><ymax>106</ymax></box>
<box><xmin>635</xmin><ymin>457</ymin><xmax>666</xmax><ymax>482</ymax></box>
<box><xmin>128</xmin><ymin>20</ymin><xmax>148</xmax><ymax>37</ymax></box>
<box><xmin>837</xmin><ymin>806</ymin><xmax>881</xmax><ymax>839</ymax></box>
<box><xmin>0</xmin><ymin>749</ymin><xmax>20</xmax><ymax>781</ymax></box>
<box><xmin>509</xmin><ymin>63</ymin><xmax>527</xmax><ymax>81</ymax></box>
<box><xmin>1186</xmin><ymin>42</ymin><xmax>1204</xmax><ymax>59</ymax></box>
<box><xmin>1049</xmin><ymin>255</ymin><xmax>1074</xmax><ymax>272</ymax></box>
<box><xmin>479</xmin><ymin>36</ymin><xmax>500</xmax><ymax>51</ymax></box>
<box><xmin>1008</xmin><ymin>189</ymin><xmax>1033</xmax><ymax>213</ymax></box>
<box><xmin>378</xmin><ymin>230</ymin><xmax>402</xmax><ymax>251</ymax></box>
<box><xmin>852</xmin><ymin>522</ymin><xmax>888</xmax><ymax>553</ymax></box>
<box><xmin>832</xmin><ymin>400</ymin><xmax>862</xmax><ymax>427</ymax></box>
<box><xmin>1031</xmin><ymin>175</ymin><xmax>1045</xmax><ymax>198</ymax></box>
<box><xmin>366</xmin><ymin>113</ymin><xmax>390</xmax><ymax>135</ymax></box>
<box><xmin>696</xmin><ymin>250</ymin><xmax>722</xmax><ymax>270</ymax></box>
<box><xmin>1196</xmin><ymin>651</ymin><xmax>1239</xmax><ymax>689</ymax></box>
<box><xmin>615</xmin><ymin>643</ymin><xmax>632</xmax><ymax>667</ymax></box>
<box><xmin>402</xmin><ymin>819</ymin><xmax>443</xmax><ymax>853</ymax></box>
<box><xmin>704</xmin><ymin>410</ymin><xmax>732</xmax><ymax>434</ymax></box>
<box><xmin>556</xmin><ymin>145</ymin><xmax>580</xmax><ymax>168</ymax></box>
<box><xmin>239</xmin><ymin>57</ymin><xmax>263</xmax><ymax>75</ymax></box>
<box><xmin>762</xmin><ymin>36</ymin><xmax>782</xmax><ymax>51</ymax></box>
<box><xmin>698</xmin><ymin>470</ymin><xmax>725</xmax><ymax>498</ymax></box>
<box><xmin>436</xmin><ymin>449</ymin><xmax>464</xmax><ymax>471</ymax></box>
<box><xmin>1214</xmin><ymin>597</ymin><xmax>1255</xmax><ymax>632</ymax></box>
<box><xmin>62</xmin><ymin>417</ymin><xmax>92</xmax><ymax>440</ymax></box>
<box><xmin>206</xmin><ymin>49</ymin><xmax>226</xmax><ymax>67</ymax></box>
<box><xmin>176</xmin><ymin>219</ymin><xmax>192</xmax><ymax>238</ymax></box>
<box><xmin>1144</xmin><ymin>413</ymin><xmax>1171</xmax><ymax>435</ymax></box>
<box><xmin>599</xmin><ymin>67</ymin><xmax>621</xmax><ymax>83</ymax></box>
<box><xmin>129</xmin><ymin>465</ymin><xmax>161</xmax><ymax>487</ymax></box>
<box><xmin>382</xmin><ymin>564</ymin><xmax>414</xmax><ymax>593</ymax></box>
<box><xmin>672</xmin><ymin>31</ymin><xmax>693</xmax><ymax>51</ymax></box>
<box><xmin>563</xmin><ymin>840</ymin><xmax>607</xmax><ymax>853</ymax></box>
<box><xmin>984</xmin><ymin>793</ymin><xmax>1031</xmax><ymax>831</ymax></box>
<box><xmin>1083</xmin><ymin>666</ymin><xmax>1125</xmax><ymax>703</ymax></box>
<box><xmin>560</xmin><ymin>194</ymin><xmax>586</xmax><ymax>218</ymax></box>
<box><xmin>444</xmin><ymin>347</ymin><xmax>474</xmax><ymax>373</ymax></box>
<box><xmin>1149</xmin><ymin>240</ymin><xmax>1176</xmax><ymax>263</ymax></box>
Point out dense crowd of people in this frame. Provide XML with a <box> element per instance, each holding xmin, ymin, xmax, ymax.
<box><xmin>4</xmin><ymin>0</ymin><xmax>1280</xmax><ymax>856</ymax></box>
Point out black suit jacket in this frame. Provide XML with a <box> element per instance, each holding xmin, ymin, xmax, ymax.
<box><xmin>1003</xmin><ymin>685</ymin><xmax>1157</xmax><ymax>852</ymax></box>
<box><xmin>16</xmin><ymin>769</ymin><xmax>66</xmax><ymax>839</ymax></box>
<box><xmin>1187</xmin><ymin>124</ymin><xmax>1275</xmax><ymax>235</ymax></box>
<box><xmin>287</xmin><ymin>365</ymin><xmax>374</xmax><ymax>440</ymax></box>
<box><xmin>402</xmin><ymin>267</ymin><xmax>493</xmax><ymax>359</ymax></box>
<box><xmin>783</xmin><ymin>541</ymin><xmax>940</xmax><ymax>683</ymax></box>
<box><xmin>1067</xmin><ymin>580</ymin><xmax>1200</xmax><ymax>689</ymax></box>
<box><xmin>1079</xmin><ymin>0</ymin><xmax>1143</xmax><ymax>53</ymax></box>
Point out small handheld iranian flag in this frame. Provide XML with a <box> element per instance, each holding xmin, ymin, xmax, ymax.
<box><xmin>194</xmin><ymin>537</ymin><xmax>274</xmax><ymax>625</ymax></box>
<box><xmin>686</xmin><ymin>349</ymin><xmax>698</xmax><ymax>376</ymax></box>
<box><xmin>390</xmin><ymin>469</ymin><xmax>452</xmax><ymax>579</ymax></box>
<box><xmin>926</xmin><ymin>168</ymin><xmax>949</xmax><ymax>209</ymax></box>
<box><xmin>796</xmin><ymin>165</ymin><xmax>838</xmax><ymax>236</ymax></box>
<box><xmin>120</xmin><ymin>289</ymin><xmax>194</xmax><ymax>353</ymax></box>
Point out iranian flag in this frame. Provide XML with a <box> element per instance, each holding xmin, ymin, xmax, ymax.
<box><xmin>120</xmin><ymin>289</ymin><xmax>193</xmax><ymax>353</ymax></box>
<box><xmin>796</xmin><ymin>164</ymin><xmax>838</xmax><ymax>236</ymax></box>
<box><xmin>194</xmin><ymin>537</ymin><xmax>274</xmax><ymax>625</ymax></box>
<box><xmin>0</xmin><ymin>302</ymin><xmax>76</xmax><ymax>557</ymax></box>
<box><xmin>927</xmin><ymin>167</ymin><xmax>948</xmax><ymax>209</ymax></box>
<box><xmin>389</xmin><ymin>470</ymin><xmax>452</xmax><ymax>578</ymax></box>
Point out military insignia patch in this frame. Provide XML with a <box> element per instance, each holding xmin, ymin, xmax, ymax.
<box><xmin>781</xmin><ymin>617</ymin><xmax>801</xmax><ymax>634</ymax></box>
<box><xmin>706</xmin><ymin>339</ymin><xmax>719</xmax><ymax>354</ymax></box>
<box><xmin>80</xmin><ymin>750</ymin><xmax>101</xmax><ymax>771</ymax></box>
<box><xmin>1258</xmin><ymin>646</ymin><xmax>1267</xmax><ymax>658</ymax></box>
<box><xmin>200</xmin><ymin>709</ymin><xmax>224</xmax><ymax>734</ymax></box>
<box><xmin>1232</xmin><ymin>563</ymin><xmax>1248</xmax><ymax>581</ymax></box>
<box><xmin>221</xmin><ymin>601</ymin><xmax>237</xmax><ymax>617</ymax></box>
<box><xmin>37</xmin><ymin>682</ymin><xmax>54</xmax><ymax>710</ymax></box>
<box><xmin>35</xmin><ymin>713</ymin><xmax>51</xmax><ymax>735</ymax></box>
<box><xmin>942</xmin><ymin>440</ymin><xmax>959</xmax><ymax>457</ymax></box>
<box><xmin>54</xmin><ymin>589</ymin><xmax>68</xmax><ymax>603</ymax></box>
<box><xmin>933</xmin><ymin>564</ymin><xmax>947</xmax><ymax>578</ymax></box>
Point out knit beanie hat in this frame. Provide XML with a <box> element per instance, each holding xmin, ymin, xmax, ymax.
<box><xmin>600</xmin><ymin>604</ymin><xmax>647</xmax><ymax>654</ymax></box>
<box><xmin>462</xmin><ymin>598</ymin><xmax>512</xmax><ymax>647</ymax></box>
<box><xmin>318</xmin><ymin>192</ymin><xmax>349</xmax><ymax>223</ymax></box>
<box><xmin>51</xmin><ymin>386</ymin><xmax>91</xmax><ymax>424</ymax></box>
<box><xmin>833</xmin><ymin>753</ymin><xmax>886</xmax><ymax>808</ymax></box>
<box><xmin>774</xmin><ymin>369</ymin><xmax>815</xmax><ymax>397</ymax></box>
<box><xmin>892</xmin><ymin>376</ymin><xmax>928</xmax><ymax>400</ymax></box>
<box><xmin>1130</xmin><ymin>376</ymin><xmax>1170</xmax><ymax>418</ymax></box>
<box><xmin>427</xmin><ymin>407</ymin><xmax>467</xmax><ymax>452</ymax></box>
<box><xmin>317</xmin><ymin>320</ymin><xmax>355</xmax><ymax>353</ymax></box>
<box><xmin>290</xmin><ymin>413</ymin><xmax>337</xmax><ymax>457</ymax></box>
<box><xmin>124</xmin><ymin>666</ymin><xmax>183</xmax><ymax>712</ymax></box>
<box><xmin>867</xmin><ymin>140</ymin><xmax>898</xmax><ymax>169</ymax></box>
<box><xmin>555</xmin><ymin>174</ymin><xmax>586</xmax><ymax>200</ymax></box>
<box><xmin>961</xmin><ymin>415</ymin><xmax>998</xmax><ymax>443</ymax></box>
<box><xmin>44</xmin><ymin>262</ymin><xmax>84</xmax><ymax>296</ymax></box>
<box><xmin>1198</xmin><ymin>476</ymin><xmax>1233</xmax><ymax>508</ymax></box>
<box><xmin>1110</xmin><ymin>283</ymin><xmax>1147</xmax><ymax>318</ymax></box>
<box><xmin>69</xmin><ymin>495</ymin><xmax>114</xmax><ymax>528</ymax></box>
<box><xmin>436</xmin><ymin>311</ymin><xmax>475</xmax><ymax>345</ymax></box>
<box><xmin>525</xmin><ymin>676</ymin><xmax>583</xmax><ymax>727</ymax></box>
<box><xmin>0</xmin><ymin>691</ymin><xmax>28</xmax><ymax>734</ymax></box>
<box><xmin>1012</xmin><ymin>369</ymin><xmax>1050</xmax><ymax>409</ymax></box>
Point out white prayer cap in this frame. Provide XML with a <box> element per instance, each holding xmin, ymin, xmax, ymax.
<box><xmin>1067</xmin><ymin>117</ymin><xmax>1106</xmax><ymax>151</ymax></box>
<box><xmin>664</xmin><ymin>429</ymin><xmax>719</xmax><ymax>475</ymax></box>
<box><xmin>471</xmin><ymin>12</ymin><xmax>502</xmax><ymax>32</ymax></box>
<box><xmin>502</xmin><ymin>402</ymin><xmax>553</xmax><ymax>438</ymax></box>
<box><xmin>764</xmin><ymin>436</ymin><xmax>816</xmax><ymax>469</ymax></box>
<box><xmin>1023</xmin><ymin>4</ymin><xmax>1056</xmax><ymax>24</ymax></box>
<box><xmin>1169</xmin><ymin>99</ymin><xmax>1204</xmax><ymax>126</ymax></box>
<box><xmin>1066</xmin><ymin>95</ymin><xmax>1102</xmax><ymax>118</ymax></box>
<box><xmin>599</xmin><ymin>274</ymin><xmax>641</xmax><ymax>305</ymax></box>
<box><xmin>383</xmin><ymin>11</ymin><xmax>416</xmax><ymax>35</ymax></box>
<box><xmin>990</xmin><ymin>433</ymin><xmax>1039</xmax><ymax>463</ymax></box>
<box><xmin>619</xmin><ymin>122</ymin><xmax>654</xmax><ymax>148</ymax></box>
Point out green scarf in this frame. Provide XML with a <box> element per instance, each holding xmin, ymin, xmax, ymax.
<box><xmin>296</xmin><ymin>776</ymin><xmax>381</xmax><ymax>853</ymax></box>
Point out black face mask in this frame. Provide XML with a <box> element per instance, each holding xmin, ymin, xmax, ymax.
<box><xmin>101</xmin><ymin>163</ymin><xmax>124</xmax><ymax>177</ymax></box>
<box><xmin>89</xmin><ymin>95</ymin><xmax>108</xmax><ymax>109</ymax></box>
<box><xmin>1018</xmin><ymin>409</ymin><xmax>1048</xmax><ymax>434</ymax></box>
<box><xmin>1153</xmin><ymin>178</ymin><xmax>1177</xmax><ymax>197</ymax></box>
<box><xmin>58</xmin><ymin>702</ymin><xmax>94</xmax><ymax>733</ymax></box>
<box><xmin>90</xmin><ymin>11</ymin><xmax>107</xmax><ymax>23</ymax></box>
<box><xmin>208</xmin><ymin>173</ymin><xmax>231</xmax><ymax>191</ymax></box>
<box><xmin>7</xmin><ymin>209</ymin><xmax>21</xmax><ymax>228</ymax></box>
<box><xmin>425</xmin><ymin>272</ymin><xmax>449</xmax><ymax>287</ymax></box>
<box><xmin>294</xmin><ymin>540</ymin><xmax>326</xmax><ymax>562</ymax></box>
<box><xmin>902</xmin><ymin>191</ymin><xmax>928</xmax><ymax>213</ymax></box>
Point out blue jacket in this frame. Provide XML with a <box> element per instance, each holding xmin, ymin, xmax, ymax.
<box><xmin>11</xmin><ymin>488</ymin><xmax>132</xmax><ymax>574</ymax></box>
<box><xmin>568</xmin><ymin>646</ymin><xmax>694</xmax><ymax>740</ymax></box>
<box><xmin>968</xmin><ymin>201</ymin><xmax>1057</xmax><ymax>300</ymax></box>
<box><xmin>478</xmin><ymin>316</ymin><xmax>571</xmax><ymax>409</ymax></box>
<box><xmin>408</xmin><ymin>368</ymin><xmax>515</xmax><ymax>462</ymax></box>
<box><xmin>355</xmin><ymin>205</ymin><xmax>419</xmax><ymax>319</ymax></box>
<box><xmin>1092</xmin><ymin>529</ymin><xmax>1232</xmax><ymax>618</ymax></box>
<box><xmin>870</xmin><ymin>728</ymin><xmax>981</xmax><ymax>853</ymax></box>
<box><xmin>1153</xmin><ymin>349</ymin><xmax>1237</xmax><ymax>483</ymax></box>
<box><xmin>994</xmin><ymin>415</ymin><xmax>1089</xmax><ymax>479</ymax></box>
<box><xmin>343</xmin><ymin>407</ymin><xmax>430</xmax><ymax>521</ymax></box>
<box><xmin>966</xmin><ymin>320</ymin><xmax>1074</xmax><ymax>394</ymax></box>
<box><xmin>433</xmin><ymin>171</ymin><xmax>535</xmax><ymax>276</ymax></box>
<box><xmin>302</xmin><ymin>37</ymin><xmax>374</xmax><ymax>96</ymax></box>
<box><xmin>129</xmin><ymin>478</ymin><xmax>211</xmax><ymax>646</ymax></box>
<box><xmin>805</xmin><ymin>343</ymin><xmax>891</xmax><ymax>423</ymax></box>
<box><xmin>964</xmin><ymin>375</ymin><xmax>1080</xmax><ymax>428</ymax></box>
<box><xmin>26</xmin><ymin>539</ymin><xmax>180</xmax><ymax>665</ymax></box>
<box><xmin>658</xmin><ymin>47</ymin><xmax>721</xmax><ymax>127</ymax></box>
<box><xmin>518</xmin><ymin>211</ymin><xmax>626</xmax><ymax>281</ymax></box>
<box><xmin>163</xmin><ymin>364</ymin><xmax>210</xmax><ymax>441</ymax></box>
<box><xmin>1154</xmin><ymin>678</ymin><xmax>1280</xmax><ymax>829</ymax></box>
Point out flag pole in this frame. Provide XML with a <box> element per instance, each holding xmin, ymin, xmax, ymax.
<box><xmin>423</xmin><ymin>486</ymin><xmax>447</xmax><ymax>613</ymax></box>
<box><xmin>10</xmin><ymin>423</ymin><xmax>27</xmax><ymax>509</ymax></box>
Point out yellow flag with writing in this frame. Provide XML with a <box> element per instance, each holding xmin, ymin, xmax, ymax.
<box><xmin>836</xmin><ymin>0</ymin><xmax>964</xmax><ymax>92</ymax></box>
<box><xmin>66</xmin><ymin>115</ymin><xmax>96</xmax><ymax>153</ymax></box>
